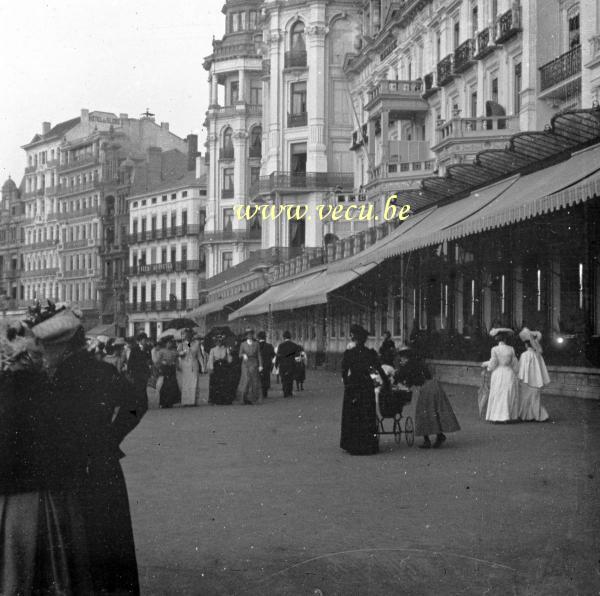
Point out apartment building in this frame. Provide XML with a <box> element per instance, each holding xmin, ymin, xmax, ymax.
<box><xmin>126</xmin><ymin>163</ymin><xmax>208</xmax><ymax>340</ymax></box>
<box><xmin>18</xmin><ymin>109</ymin><xmax>191</xmax><ymax>331</ymax></box>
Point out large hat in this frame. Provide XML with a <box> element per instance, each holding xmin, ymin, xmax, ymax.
<box><xmin>31</xmin><ymin>308</ymin><xmax>83</xmax><ymax>345</ymax></box>
<box><xmin>489</xmin><ymin>327</ymin><xmax>514</xmax><ymax>338</ymax></box>
<box><xmin>519</xmin><ymin>327</ymin><xmax>543</xmax><ymax>352</ymax></box>
<box><xmin>244</xmin><ymin>327</ymin><xmax>254</xmax><ymax>337</ymax></box>
<box><xmin>349</xmin><ymin>324</ymin><xmax>368</xmax><ymax>342</ymax></box>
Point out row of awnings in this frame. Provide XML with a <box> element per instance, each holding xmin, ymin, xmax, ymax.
<box><xmin>193</xmin><ymin>141</ymin><xmax>600</xmax><ymax>323</ymax></box>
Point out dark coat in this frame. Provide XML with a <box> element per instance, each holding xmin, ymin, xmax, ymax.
<box><xmin>276</xmin><ymin>339</ymin><xmax>301</xmax><ymax>374</ymax></box>
<box><xmin>51</xmin><ymin>349</ymin><xmax>146</xmax><ymax>595</ymax></box>
<box><xmin>127</xmin><ymin>342</ymin><xmax>152</xmax><ymax>387</ymax></box>
<box><xmin>378</xmin><ymin>338</ymin><xmax>396</xmax><ymax>366</ymax></box>
<box><xmin>258</xmin><ymin>341</ymin><xmax>276</xmax><ymax>372</ymax></box>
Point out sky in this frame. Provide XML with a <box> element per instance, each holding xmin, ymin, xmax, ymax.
<box><xmin>0</xmin><ymin>0</ymin><xmax>225</xmax><ymax>184</ymax></box>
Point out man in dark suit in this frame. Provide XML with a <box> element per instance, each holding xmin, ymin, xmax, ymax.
<box><xmin>126</xmin><ymin>332</ymin><xmax>152</xmax><ymax>399</ymax></box>
<box><xmin>276</xmin><ymin>330</ymin><xmax>301</xmax><ymax>397</ymax></box>
<box><xmin>257</xmin><ymin>331</ymin><xmax>275</xmax><ymax>398</ymax></box>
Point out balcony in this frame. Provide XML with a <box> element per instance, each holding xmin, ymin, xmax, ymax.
<box><xmin>364</xmin><ymin>80</ymin><xmax>428</xmax><ymax>118</ymax></box>
<box><xmin>126</xmin><ymin>224</ymin><xmax>203</xmax><ymax>245</ymax></box>
<box><xmin>21</xmin><ymin>268</ymin><xmax>59</xmax><ymax>278</ymax></box>
<box><xmin>211</xmin><ymin>104</ymin><xmax>262</xmax><ymax>119</ymax></box>
<box><xmin>58</xmin><ymin>155</ymin><xmax>98</xmax><ymax>173</ymax></box>
<box><xmin>61</xmin><ymin>238</ymin><xmax>92</xmax><ymax>250</ymax></box>
<box><xmin>46</xmin><ymin>159</ymin><xmax>59</xmax><ymax>168</ymax></box>
<box><xmin>494</xmin><ymin>6</ymin><xmax>522</xmax><ymax>44</ymax></box>
<box><xmin>437</xmin><ymin>55</ymin><xmax>455</xmax><ymax>86</ymax></box>
<box><xmin>432</xmin><ymin>115</ymin><xmax>520</xmax><ymax>165</ymax></box>
<box><xmin>454</xmin><ymin>39</ymin><xmax>476</xmax><ymax>73</ymax></box>
<box><xmin>25</xmin><ymin>165</ymin><xmax>36</xmax><ymax>174</ymax></box>
<box><xmin>23</xmin><ymin>239</ymin><xmax>59</xmax><ymax>250</ymax></box>
<box><xmin>219</xmin><ymin>146</ymin><xmax>234</xmax><ymax>160</ymax></box>
<box><xmin>422</xmin><ymin>73</ymin><xmax>439</xmax><ymax>99</ymax></box>
<box><xmin>475</xmin><ymin>27</ymin><xmax>496</xmax><ymax>59</ymax></box>
<box><xmin>250</xmin><ymin>171</ymin><xmax>354</xmax><ymax>197</ymax></box>
<box><xmin>350</xmin><ymin>125</ymin><xmax>368</xmax><ymax>151</ymax></box>
<box><xmin>287</xmin><ymin>112</ymin><xmax>307</xmax><ymax>127</ymax></box>
<box><xmin>539</xmin><ymin>45</ymin><xmax>582</xmax><ymax>99</ymax></box>
<box><xmin>63</xmin><ymin>269</ymin><xmax>88</xmax><ymax>279</ymax></box>
<box><xmin>126</xmin><ymin>260</ymin><xmax>204</xmax><ymax>276</ymax></box>
<box><xmin>56</xmin><ymin>180</ymin><xmax>101</xmax><ymax>197</ymax></box>
<box><xmin>127</xmin><ymin>299</ymin><xmax>202</xmax><ymax>313</ymax></box>
<box><xmin>284</xmin><ymin>50</ymin><xmax>307</xmax><ymax>68</ymax></box>
<box><xmin>213</xmin><ymin>41</ymin><xmax>258</xmax><ymax>60</ymax></box>
<box><xmin>201</xmin><ymin>229</ymin><xmax>262</xmax><ymax>243</ymax></box>
<box><xmin>56</xmin><ymin>205</ymin><xmax>102</xmax><ymax>221</ymax></box>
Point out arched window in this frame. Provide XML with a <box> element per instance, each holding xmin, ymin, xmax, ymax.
<box><xmin>249</xmin><ymin>126</ymin><xmax>262</xmax><ymax>157</ymax></box>
<box><xmin>291</xmin><ymin>21</ymin><xmax>305</xmax><ymax>51</ymax></box>
<box><xmin>221</xmin><ymin>127</ymin><xmax>234</xmax><ymax>159</ymax></box>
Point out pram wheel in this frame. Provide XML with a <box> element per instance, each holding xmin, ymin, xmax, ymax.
<box><xmin>404</xmin><ymin>416</ymin><xmax>414</xmax><ymax>446</ymax></box>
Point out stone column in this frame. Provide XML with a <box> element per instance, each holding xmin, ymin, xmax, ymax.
<box><xmin>512</xmin><ymin>265</ymin><xmax>523</xmax><ymax>329</ymax></box>
<box><xmin>210</xmin><ymin>74</ymin><xmax>219</xmax><ymax>107</ymax></box>
<box><xmin>267</xmin><ymin>29</ymin><xmax>282</xmax><ymax>173</ymax></box>
<box><xmin>549</xmin><ymin>255</ymin><xmax>561</xmax><ymax>335</ymax></box>
<box><xmin>482</xmin><ymin>271</ymin><xmax>492</xmax><ymax>333</ymax></box>
<box><xmin>380</xmin><ymin>109</ymin><xmax>390</xmax><ymax>165</ymax></box>
<box><xmin>232</xmin><ymin>130</ymin><xmax>248</xmax><ymax>213</ymax></box>
<box><xmin>306</xmin><ymin>23</ymin><xmax>328</xmax><ymax>172</ymax></box>
<box><xmin>238</xmin><ymin>69</ymin><xmax>246</xmax><ymax>103</ymax></box>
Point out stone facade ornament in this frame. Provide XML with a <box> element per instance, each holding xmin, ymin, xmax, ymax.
<box><xmin>233</xmin><ymin>131</ymin><xmax>249</xmax><ymax>140</ymax></box>
<box><xmin>306</xmin><ymin>24</ymin><xmax>328</xmax><ymax>37</ymax></box>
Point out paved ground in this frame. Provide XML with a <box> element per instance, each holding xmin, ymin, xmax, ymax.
<box><xmin>121</xmin><ymin>371</ymin><xmax>600</xmax><ymax>596</ymax></box>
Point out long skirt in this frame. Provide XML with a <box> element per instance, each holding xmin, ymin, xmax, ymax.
<box><xmin>159</xmin><ymin>368</ymin><xmax>180</xmax><ymax>408</ymax></box>
<box><xmin>209</xmin><ymin>361</ymin><xmax>234</xmax><ymax>405</ymax></box>
<box><xmin>340</xmin><ymin>383</ymin><xmax>379</xmax><ymax>455</ymax></box>
<box><xmin>414</xmin><ymin>379</ymin><xmax>461</xmax><ymax>436</ymax></box>
<box><xmin>0</xmin><ymin>490</ymin><xmax>93</xmax><ymax>595</ymax></box>
<box><xmin>259</xmin><ymin>368</ymin><xmax>271</xmax><ymax>397</ymax></box>
<box><xmin>77</xmin><ymin>457</ymin><xmax>140</xmax><ymax>595</ymax></box>
<box><xmin>486</xmin><ymin>366</ymin><xmax>519</xmax><ymax>422</ymax></box>
<box><xmin>236</xmin><ymin>363</ymin><xmax>262</xmax><ymax>404</ymax></box>
<box><xmin>518</xmin><ymin>383</ymin><xmax>549</xmax><ymax>421</ymax></box>
<box><xmin>179</xmin><ymin>361</ymin><xmax>198</xmax><ymax>406</ymax></box>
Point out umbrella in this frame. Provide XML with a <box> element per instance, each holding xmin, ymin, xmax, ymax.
<box><xmin>163</xmin><ymin>318</ymin><xmax>197</xmax><ymax>330</ymax></box>
<box><xmin>158</xmin><ymin>328</ymin><xmax>184</xmax><ymax>341</ymax></box>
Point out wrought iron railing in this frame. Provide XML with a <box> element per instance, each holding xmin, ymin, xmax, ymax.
<box><xmin>435</xmin><ymin>115</ymin><xmax>520</xmax><ymax>144</ymax></box>
<box><xmin>250</xmin><ymin>171</ymin><xmax>354</xmax><ymax>195</ymax></box>
<box><xmin>475</xmin><ymin>27</ymin><xmax>494</xmax><ymax>58</ymax></box>
<box><xmin>126</xmin><ymin>260</ymin><xmax>204</xmax><ymax>276</ymax></box>
<box><xmin>454</xmin><ymin>39</ymin><xmax>476</xmax><ymax>73</ymax></box>
<box><xmin>539</xmin><ymin>45</ymin><xmax>582</xmax><ymax>91</ymax></box>
<box><xmin>127</xmin><ymin>299</ymin><xmax>202</xmax><ymax>313</ymax></box>
<box><xmin>58</xmin><ymin>155</ymin><xmax>98</xmax><ymax>172</ymax></box>
<box><xmin>287</xmin><ymin>112</ymin><xmax>308</xmax><ymax>127</ymax></box>
<box><xmin>201</xmin><ymin>229</ymin><xmax>261</xmax><ymax>242</ymax></box>
<box><xmin>494</xmin><ymin>6</ymin><xmax>522</xmax><ymax>43</ymax></box>
<box><xmin>437</xmin><ymin>54</ymin><xmax>454</xmax><ymax>86</ymax></box>
<box><xmin>127</xmin><ymin>224</ymin><xmax>203</xmax><ymax>244</ymax></box>
<box><xmin>284</xmin><ymin>50</ymin><xmax>307</xmax><ymax>68</ymax></box>
<box><xmin>367</xmin><ymin>79</ymin><xmax>423</xmax><ymax>104</ymax></box>
<box><xmin>56</xmin><ymin>206</ymin><xmax>101</xmax><ymax>220</ymax></box>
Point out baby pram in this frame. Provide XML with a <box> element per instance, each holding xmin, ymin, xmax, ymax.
<box><xmin>372</xmin><ymin>365</ymin><xmax>414</xmax><ymax>446</ymax></box>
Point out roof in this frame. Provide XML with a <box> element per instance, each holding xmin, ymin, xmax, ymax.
<box><xmin>23</xmin><ymin>117</ymin><xmax>81</xmax><ymax>147</ymax></box>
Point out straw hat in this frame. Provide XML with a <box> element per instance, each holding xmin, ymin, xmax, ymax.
<box><xmin>31</xmin><ymin>308</ymin><xmax>83</xmax><ymax>345</ymax></box>
<box><xmin>519</xmin><ymin>327</ymin><xmax>543</xmax><ymax>352</ymax></box>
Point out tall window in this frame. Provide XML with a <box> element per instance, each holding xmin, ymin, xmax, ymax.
<box><xmin>249</xmin><ymin>10</ymin><xmax>258</xmax><ymax>29</ymax></box>
<box><xmin>491</xmin><ymin>0</ymin><xmax>497</xmax><ymax>19</ymax></box>
<box><xmin>568</xmin><ymin>12</ymin><xmax>580</xmax><ymax>48</ymax></box>
<box><xmin>514</xmin><ymin>63</ymin><xmax>522</xmax><ymax>114</ymax></box>
<box><xmin>222</xmin><ymin>127</ymin><xmax>233</xmax><ymax>157</ymax></box>
<box><xmin>250</xmin><ymin>126</ymin><xmax>262</xmax><ymax>157</ymax></box>
<box><xmin>291</xmin><ymin>82</ymin><xmax>307</xmax><ymax>115</ymax></box>
<box><xmin>223</xmin><ymin>168</ymin><xmax>234</xmax><ymax>195</ymax></box>
<box><xmin>290</xmin><ymin>21</ymin><xmax>305</xmax><ymax>51</ymax></box>
<box><xmin>250</xmin><ymin>86</ymin><xmax>262</xmax><ymax>106</ymax></box>
<box><xmin>471</xmin><ymin>91</ymin><xmax>478</xmax><ymax>117</ymax></box>
<box><xmin>230</xmin><ymin>81</ymin><xmax>239</xmax><ymax>105</ymax></box>
<box><xmin>250</xmin><ymin>167</ymin><xmax>260</xmax><ymax>186</ymax></box>
<box><xmin>453</xmin><ymin>20</ymin><xmax>460</xmax><ymax>49</ymax></box>
<box><xmin>491</xmin><ymin>76</ymin><xmax>499</xmax><ymax>103</ymax></box>
<box><xmin>472</xmin><ymin>3</ymin><xmax>478</xmax><ymax>36</ymax></box>
<box><xmin>290</xmin><ymin>143</ymin><xmax>307</xmax><ymax>175</ymax></box>
<box><xmin>222</xmin><ymin>252</ymin><xmax>233</xmax><ymax>271</ymax></box>
<box><xmin>223</xmin><ymin>209</ymin><xmax>234</xmax><ymax>232</ymax></box>
<box><xmin>436</xmin><ymin>33</ymin><xmax>441</xmax><ymax>63</ymax></box>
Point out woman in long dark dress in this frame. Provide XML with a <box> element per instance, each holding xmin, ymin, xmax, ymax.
<box><xmin>208</xmin><ymin>334</ymin><xmax>233</xmax><ymax>404</ymax></box>
<box><xmin>340</xmin><ymin>324</ymin><xmax>390</xmax><ymax>456</ymax></box>
<box><xmin>158</xmin><ymin>338</ymin><xmax>180</xmax><ymax>408</ymax></box>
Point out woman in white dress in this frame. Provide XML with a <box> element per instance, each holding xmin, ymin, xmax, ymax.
<box><xmin>482</xmin><ymin>328</ymin><xmax>520</xmax><ymax>422</ymax></box>
<box><xmin>517</xmin><ymin>328</ymin><xmax>550</xmax><ymax>421</ymax></box>
<box><xmin>178</xmin><ymin>329</ymin><xmax>201</xmax><ymax>406</ymax></box>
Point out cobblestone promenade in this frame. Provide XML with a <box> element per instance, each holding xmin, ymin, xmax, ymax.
<box><xmin>121</xmin><ymin>371</ymin><xmax>600</xmax><ymax>596</ymax></box>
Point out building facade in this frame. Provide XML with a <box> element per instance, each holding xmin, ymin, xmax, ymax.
<box><xmin>18</xmin><ymin>109</ymin><xmax>191</xmax><ymax>331</ymax></box>
<box><xmin>126</xmin><ymin>165</ymin><xmax>208</xmax><ymax>339</ymax></box>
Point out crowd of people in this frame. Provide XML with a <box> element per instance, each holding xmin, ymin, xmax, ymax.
<box><xmin>88</xmin><ymin>327</ymin><xmax>310</xmax><ymax>409</ymax></box>
<box><xmin>339</xmin><ymin>323</ymin><xmax>552</xmax><ymax>456</ymax></box>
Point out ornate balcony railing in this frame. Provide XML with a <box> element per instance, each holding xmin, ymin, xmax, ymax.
<box><xmin>127</xmin><ymin>224</ymin><xmax>202</xmax><ymax>245</ymax></box>
<box><xmin>25</xmin><ymin>165</ymin><xmax>36</xmax><ymax>174</ymax></box>
<box><xmin>250</xmin><ymin>171</ymin><xmax>354</xmax><ymax>196</ymax></box>
<box><xmin>539</xmin><ymin>45</ymin><xmax>582</xmax><ymax>92</ymax></box>
<box><xmin>56</xmin><ymin>206</ymin><xmax>102</xmax><ymax>220</ymax></box>
<box><xmin>58</xmin><ymin>155</ymin><xmax>98</xmax><ymax>173</ymax></box>
<box><xmin>367</xmin><ymin>79</ymin><xmax>423</xmax><ymax>104</ymax></box>
<box><xmin>24</xmin><ymin>239</ymin><xmax>59</xmax><ymax>250</ymax></box>
<box><xmin>284</xmin><ymin>50</ymin><xmax>307</xmax><ymax>68</ymax></box>
<box><xmin>63</xmin><ymin>269</ymin><xmax>88</xmax><ymax>279</ymax></box>
<box><xmin>475</xmin><ymin>27</ymin><xmax>495</xmax><ymax>59</ymax></box>
<box><xmin>287</xmin><ymin>112</ymin><xmax>308</xmax><ymax>127</ymax></box>
<box><xmin>214</xmin><ymin>42</ymin><xmax>258</xmax><ymax>60</ymax></box>
<box><xmin>423</xmin><ymin>72</ymin><xmax>438</xmax><ymax>98</ymax></box>
<box><xmin>56</xmin><ymin>180</ymin><xmax>101</xmax><ymax>197</ymax></box>
<box><xmin>46</xmin><ymin>159</ymin><xmax>59</xmax><ymax>168</ymax></box>
<box><xmin>201</xmin><ymin>229</ymin><xmax>262</xmax><ymax>243</ymax></box>
<box><xmin>127</xmin><ymin>299</ymin><xmax>202</xmax><ymax>313</ymax></box>
<box><xmin>454</xmin><ymin>39</ymin><xmax>476</xmax><ymax>73</ymax></box>
<box><xmin>21</xmin><ymin>268</ymin><xmax>59</xmax><ymax>278</ymax></box>
<box><xmin>126</xmin><ymin>260</ymin><xmax>204</xmax><ymax>276</ymax></box>
<box><xmin>61</xmin><ymin>239</ymin><xmax>90</xmax><ymax>250</ymax></box>
<box><xmin>435</xmin><ymin>115</ymin><xmax>520</xmax><ymax>145</ymax></box>
<box><xmin>494</xmin><ymin>6</ymin><xmax>522</xmax><ymax>44</ymax></box>
<box><xmin>437</xmin><ymin>54</ymin><xmax>455</xmax><ymax>86</ymax></box>
<box><xmin>380</xmin><ymin>40</ymin><xmax>397</xmax><ymax>61</ymax></box>
<box><xmin>219</xmin><ymin>146</ymin><xmax>234</xmax><ymax>160</ymax></box>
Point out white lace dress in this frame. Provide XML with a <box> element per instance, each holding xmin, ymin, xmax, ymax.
<box><xmin>485</xmin><ymin>343</ymin><xmax>520</xmax><ymax>422</ymax></box>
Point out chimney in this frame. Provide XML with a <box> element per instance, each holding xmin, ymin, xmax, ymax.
<box><xmin>160</xmin><ymin>122</ymin><xmax>170</xmax><ymax>131</ymax></box>
<box><xmin>42</xmin><ymin>122</ymin><xmax>51</xmax><ymax>135</ymax></box>
<box><xmin>81</xmin><ymin>109</ymin><xmax>89</xmax><ymax>123</ymax></box>
<box><xmin>196</xmin><ymin>154</ymin><xmax>208</xmax><ymax>179</ymax></box>
<box><xmin>186</xmin><ymin>134</ymin><xmax>198</xmax><ymax>171</ymax></box>
<box><xmin>147</xmin><ymin>147</ymin><xmax>163</xmax><ymax>188</ymax></box>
